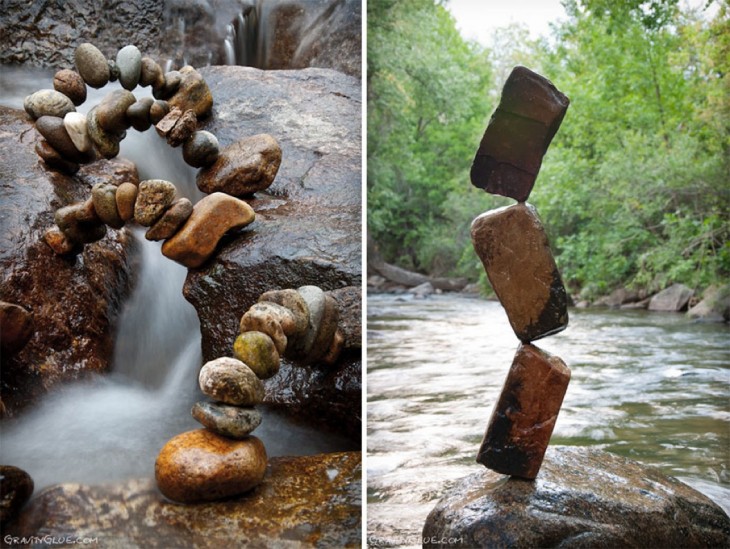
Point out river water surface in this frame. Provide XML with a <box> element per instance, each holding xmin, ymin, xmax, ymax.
<box><xmin>367</xmin><ymin>293</ymin><xmax>729</xmax><ymax>547</ymax></box>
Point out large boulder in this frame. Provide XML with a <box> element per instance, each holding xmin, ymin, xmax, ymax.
<box><xmin>182</xmin><ymin>66</ymin><xmax>360</xmax><ymax>440</ymax></box>
<box><xmin>423</xmin><ymin>446</ymin><xmax>730</xmax><ymax>548</ymax></box>
<box><xmin>648</xmin><ymin>283</ymin><xmax>695</xmax><ymax>312</ymax></box>
<box><xmin>0</xmin><ymin>106</ymin><xmax>136</xmax><ymax>416</ymax></box>
<box><xmin>688</xmin><ymin>284</ymin><xmax>730</xmax><ymax>323</ymax></box>
<box><xmin>5</xmin><ymin>452</ymin><xmax>361</xmax><ymax>547</ymax></box>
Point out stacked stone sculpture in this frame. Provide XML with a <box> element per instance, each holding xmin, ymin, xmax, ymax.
<box><xmin>25</xmin><ymin>42</ymin><xmax>283</xmax><ymax>268</ymax></box>
<box><xmin>470</xmin><ymin>66</ymin><xmax>571</xmax><ymax>480</ymax></box>
<box><xmin>155</xmin><ymin>285</ymin><xmax>342</xmax><ymax>503</ymax></box>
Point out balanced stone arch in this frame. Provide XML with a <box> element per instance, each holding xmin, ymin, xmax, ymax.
<box><xmin>155</xmin><ymin>285</ymin><xmax>346</xmax><ymax>503</ymax></box>
<box><xmin>469</xmin><ymin>65</ymin><xmax>571</xmax><ymax>480</ymax></box>
<box><xmin>24</xmin><ymin>41</ymin><xmax>284</xmax><ymax>268</ymax></box>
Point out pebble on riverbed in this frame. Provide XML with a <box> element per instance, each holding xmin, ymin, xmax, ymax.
<box><xmin>232</xmin><ymin>331</ymin><xmax>281</xmax><ymax>379</ymax></box>
<box><xmin>198</xmin><ymin>357</ymin><xmax>265</xmax><ymax>406</ymax></box>
<box><xmin>191</xmin><ymin>401</ymin><xmax>263</xmax><ymax>439</ymax></box>
<box><xmin>53</xmin><ymin>69</ymin><xmax>87</xmax><ymax>106</ymax></box>
<box><xmin>24</xmin><ymin>89</ymin><xmax>76</xmax><ymax>120</ymax></box>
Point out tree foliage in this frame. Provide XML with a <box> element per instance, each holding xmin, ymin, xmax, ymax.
<box><xmin>368</xmin><ymin>0</ymin><xmax>729</xmax><ymax>296</ymax></box>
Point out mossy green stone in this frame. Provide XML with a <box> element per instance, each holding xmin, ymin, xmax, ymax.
<box><xmin>233</xmin><ymin>331</ymin><xmax>280</xmax><ymax>379</ymax></box>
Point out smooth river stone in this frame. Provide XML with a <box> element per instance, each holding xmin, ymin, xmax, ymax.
<box><xmin>91</xmin><ymin>183</ymin><xmax>124</xmax><ymax>229</ymax></box>
<box><xmin>471</xmin><ymin>203</ymin><xmax>568</xmax><ymax>342</ymax></box>
<box><xmin>471</xmin><ymin>66</ymin><xmax>570</xmax><ymax>202</ymax></box>
<box><xmin>145</xmin><ymin>198</ymin><xmax>193</xmax><ymax>241</ymax></box>
<box><xmin>24</xmin><ymin>89</ymin><xmax>75</xmax><ymax>120</ymax></box>
<box><xmin>63</xmin><ymin>112</ymin><xmax>91</xmax><ymax>153</ymax></box>
<box><xmin>154</xmin><ymin>106</ymin><xmax>182</xmax><ymax>138</ymax></box>
<box><xmin>139</xmin><ymin>57</ymin><xmax>164</xmax><ymax>88</ymax></box>
<box><xmin>153</xmin><ymin>70</ymin><xmax>181</xmax><ymax>100</ymax></box>
<box><xmin>149</xmin><ymin>100</ymin><xmax>170</xmax><ymax>124</ymax></box>
<box><xmin>182</xmin><ymin>130</ymin><xmax>219</xmax><ymax>168</ymax></box>
<box><xmin>115</xmin><ymin>183</ymin><xmax>138</xmax><ymax>222</ymax></box>
<box><xmin>239</xmin><ymin>302</ymin><xmax>302</xmax><ymax>355</ymax></box>
<box><xmin>258</xmin><ymin>289</ymin><xmax>310</xmax><ymax>338</ymax></box>
<box><xmin>96</xmin><ymin>89</ymin><xmax>136</xmax><ymax>134</ymax></box>
<box><xmin>191</xmin><ymin>401</ymin><xmax>262</xmax><ymax>439</ymax></box>
<box><xmin>305</xmin><ymin>294</ymin><xmax>339</xmax><ymax>364</ymax></box>
<box><xmin>232</xmin><ymin>331</ymin><xmax>280</xmax><ymax>380</ymax></box>
<box><xmin>287</xmin><ymin>285</ymin><xmax>325</xmax><ymax>360</ymax></box>
<box><xmin>116</xmin><ymin>45</ymin><xmax>142</xmax><ymax>91</ymax></box>
<box><xmin>321</xmin><ymin>329</ymin><xmax>345</xmax><ymax>366</ymax></box>
<box><xmin>198</xmin><ymin>356</ymin><xmax>264</xmax><ymax>405</ymax></box>
<box><xmin>107</xmin><ymin>60</ymin><xmax>120</xmax><ymax>82</ymax></box>
<box><xmin>126</xmin><ymin>97</ymin><xmax>154</xmax><ymax>132</ymax></box>
<box><xmin>161</xmin><ymin>192</ymin><xmax>255</xmax><ymax>268</ymax></box>
<box><xmin>0</xmin><ymin>301</ymin><xmax>34</xmax><ymax>356</ymax></box>
<box><xmin>35</xmin><ymin>140</ymin><xmax>79</xmax><ymax>174</ymax></box>
<box><xmin>74</xmin><ymin>43</ymin><xmax>110</xmax><ymax>88</ymax></box>
<box><xmin>155</xmin><ymin>429</ymin><xmax>267</xmax><ymax>503</ymax></box>
<box><xmin>476</xmin><ymin>343</ymin><xmax>570</xmax><ymax>480</ymax></box>
<box><xmin>87</xmin><ymin>107</ymin><xmax>121</xmax><ymax>159</ymax></box>
<box><xmin>35</xmin><ymin>116</ymin><xmax>89</xmax><ymax>164</ymax></box>
<box><xmin>134</xmin><ymin>179</ymin><xmax>177</xmax><ymax>226</ymax></box>
<box><xmin>196</xmin><ymin>134</ymin><xmax>282</xmax><ymax>197</ymax></box>
<box><xmin>53</xmin><ymin>69</ymin><xmax>87</xmax><ymax>106</ymax></box>
<box><xmin>167</xmin><ymin>65</ymin><xmax>213</xmax><ymax>118</ymax></box>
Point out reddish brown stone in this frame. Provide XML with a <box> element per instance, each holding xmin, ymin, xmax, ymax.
<box><xmin>161</xmin><ymin>192</ymin><xmax>255</xmax><ymax>268</ymax></box>
<box><xmin>166</xmin><ymin>109</ymin><xmax>197</xmax><ymax>148</ymax></box>
<box><xmin>477</xmin><ymin>343</ymin><xmax>570</xmax><ymax>479</ymax></box>
<box><xmin>145</xmin><ymin>198</ymin><xmax>193</xmax><ymax>241</ymax></box>
<box><xmin>52</xmin><ymin>69</ymin><xmax>87</xmax><ymax>106</ymax></box>
<box><xmin>154</xmin><ymin>107</ymin><xmax>183</xmax><ymax>139</ymax></box>
<box><xmin>322</xmin><ymin>329</ymin><xmax>344</xmax><ymax>366</ymax></box>
<box><xmin>167</xmin><ymin>66</ymin><xmax>213</xmax><ymax>118</ymax></box>
<box><xmin>0</xmin><ymin>301</ymin><xmax>34</xmax><ymax>356</ymax></box>
<box><xmin>471</xmin><ymin>203</ymin><xmax>568</xmax><ymax>342</ymax></box>
<box><xmin>471</xmin><ymin>66</ymin><xmax>569</xmax><ymax>202</ymax></box>
<box><xmin>43</xmin><ymin>227</ymin><xmax>80</xmax><ymax>255</ymax></box>
<box><xmin>34</xmin><ymin>140</ymin><xmax>79</xmax><ymax>174</ymax></box>
<box><xmin>155</xmin><ymin>430</ymin><xmax>267</xmax><ymax>503</ymax></box>
<box><xmin>115</xmin><ymin>182</ymin><xmax>138</xmax><ymax>222</ymax></box>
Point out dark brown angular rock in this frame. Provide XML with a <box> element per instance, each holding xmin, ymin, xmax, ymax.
<box><xmin>166</xmin><ymin>109</ymin><xmax>197</xmax><ymax>148</ymax></box>
<box><xmin>54</xmin><ymin>201</ymin><xmax>107</xmax><ymax>244</ymax></box>
<box><xmin>476</xmin><ymin>343</ymin><xmax>570</xmax><ymax>479</ymax></box>
<box><xmin>471</xmin><ymin>203</ymin><xmax>568</xmax><ymax>342</ymax></box>
<box><xmin>0</xmin><ymin>465</ymin><xmax>34</xmax><ymax>524</ymax></box>
<box><xmin>471</xmin><ymin>66</ymin><xmax>569</xmax><ymax>202</ymax></box>
<box><xmin>424</xmin><ymin>446</ymin><xmax>730</xmax><ymax>548</ymax></box>
<box><xmin>154</xmin><ymin>106</ymin><xmax>183</xmax><ymax>139</ymax></box>
<box><xmin>0</xmin><ymin>301</ymin><xmax>34</xmax><ymax>356</ymax></box>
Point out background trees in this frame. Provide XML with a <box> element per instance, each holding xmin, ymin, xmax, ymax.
<box><xmin>367</xmin><ymin>0</ymin><xmax>729</xmax><ymax>297</ymax></box>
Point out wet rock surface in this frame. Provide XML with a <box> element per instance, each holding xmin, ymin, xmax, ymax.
<box><xmin>182</xmin><ymin>67</ymin><xmax>361</xmax><ymax>440</ymax></box>
<box><xmin>0</xmin><ymin>106</ymin><xmax>136</xmax><ymax>416</ymax></box>
<box><xmin>649</xmin><ymin>282</ymin><xmax>695</xmax><ymax>312</ymax></box>
<box><xmin>423</xmin><ymin>446</ymin><xmax>730</xmax><ymax>548</ymax></box>
<box><xmin>471</xmin><ymin>202</ymin><xmax>568</xmax><ymax>342</ymax></box>
<box><xmin>5</xmin><ymin>452</ymin><xmax>361</xmax><ymax>547</ymax></box>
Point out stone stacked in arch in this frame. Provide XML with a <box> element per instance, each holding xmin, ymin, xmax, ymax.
<box><xmin>24</xmin><ymin>42</ymin><xmax>283</xmax><ymax>268</ymax></box>
<box><xmin>470</xmin><ymin>66</ymin><xmax>572</xmax><ymax>480</ymax></box>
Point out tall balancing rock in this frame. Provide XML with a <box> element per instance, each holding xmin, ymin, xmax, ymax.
<box><xmin>471</xmin><ymin>66</ymin><xmax>569</xmax><ymax>202</ymax></box>
<box><xmin>471</xmin><ymin>203</ymin><xmax>568</xmax><ymax>342</ymax></box>
<box><xmin>477</xmin><ymin>343</ymin><xmax>570</xmax><ymax>479</ymax></box>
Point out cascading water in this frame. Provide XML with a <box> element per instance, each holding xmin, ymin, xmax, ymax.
<box><xmin>0</xmin><ymin>73</ymin><xmax>351</xmax><ymax>490</ymax></box>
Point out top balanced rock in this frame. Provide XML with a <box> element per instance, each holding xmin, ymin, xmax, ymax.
<box><xmin>471</xmin><ymin>66</ymin><xmax>569</xmax><ymax>202</ymax></box>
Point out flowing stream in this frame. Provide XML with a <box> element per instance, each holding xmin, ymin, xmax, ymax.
<box><xmin>0</xmin><ymin>71</ymin><xmax>350</xmax><ymax>490</ymax></box>
<box><xmin>367</xmin><ymin>293</ymin><xmax>729</xmax><ymax>547</ymax></box>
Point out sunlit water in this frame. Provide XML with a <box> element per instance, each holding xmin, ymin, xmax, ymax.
<box><xmin>0</xmin><ymin>71</ymin><xmax>351</xmax><ymax>490</ymax></box>
<box><xmin>367</xmin><ymin>293</ymin><xmax>730</xmax><ymax>547</ymax></box>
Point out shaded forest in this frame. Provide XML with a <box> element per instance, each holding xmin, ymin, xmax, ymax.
<box><xmin>367</xmin><ymin>0</ymin><xmax>729</xmax><ymax>299</ymax></box>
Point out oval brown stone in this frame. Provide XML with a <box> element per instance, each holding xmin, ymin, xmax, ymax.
<box><xmin>35</xmin><ymin>116</ymin><xmax>89</xmax><ymax>163</ymax></box>
<box><xmin>115</xmin><ymin>182</ymin><xmax>138</xmax><ymax>222</ymax></box>
<box><xmin>155</xmin><ymin>430</ymin><xmax>267</xmax><ymax>503</ymax></box>
<box><xmin>161</xmin><ymin>192</ymin><xmax>255</xmax><ymax>268</ymax></box>
<box><xmin>139</xmin><ymin>57</ymin><xmax>164</xmax><ymax>88</ymax></box>
<box><xmin>87</xmin><ymin>108</ymin><xmax>121</xmax><ymax>159</ymax></box>
<box><xmin>196</xmin><ymin>134</ymin><xmax>282</xmax><ymax>197</ymax></box>
<box><xmin>134</xmin><ymin>179</ymin><xmax>177</xmax><ymax>227</ymax></box>
<box><xmin>232</xmin><ymin>331</ymin><xmax>280</xmax><ymax>379</ymax></box>
<box><xmin>126</xmin><ymin>97</ymin><xmax>154</xmax><ymax>132</ymax></box>
<box><xmin>53</xmin><ymin>69</ymin><xmax>87</xmax><ymax>106</ymax></box>
<box><xmin>24</xmin><ymin>89</ymin><xmax>76</xmax><ymax>120</ymax></box>
<box><xmin>239</xmin><ymin>303</ymin><xmax>294</xmax><ymax>355</ymax></box>
<box><xmin>74</xmin><ymin>43</ymin><xmax>110</xmax><ymax>88</ymax></box>
<box><xmin>35</xmin><ymin>139</ymin><xmax>79</xmax><ymax>174</ymax></box>
<box><xmin>96</xmin><ymin>89</ymin><xmax>136</xmax><ymax>134</ymax></box>
<box><xmin>0</xmin><ymin>301</ymin><xmax>34</xmax><ymax>356</ymax></box>
<box><xmin>149</xmin><ymin>100</ymin><xmax>170</xmax><ymax>124</ymax></box>
<box><xmin>92</xmin><ymin>183</ymin><xmax>124</xmax><ymax>229</ymax></box>
<box><xmin>258</xmin><ymin>289</ymin><xmax>310</xmax><ymax>338</ymax></box>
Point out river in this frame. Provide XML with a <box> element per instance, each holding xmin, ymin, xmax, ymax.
<box><xmin>367</xmin><ymin>292</ymin><xmax>729</xmax><ymax>547</ymax></box>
